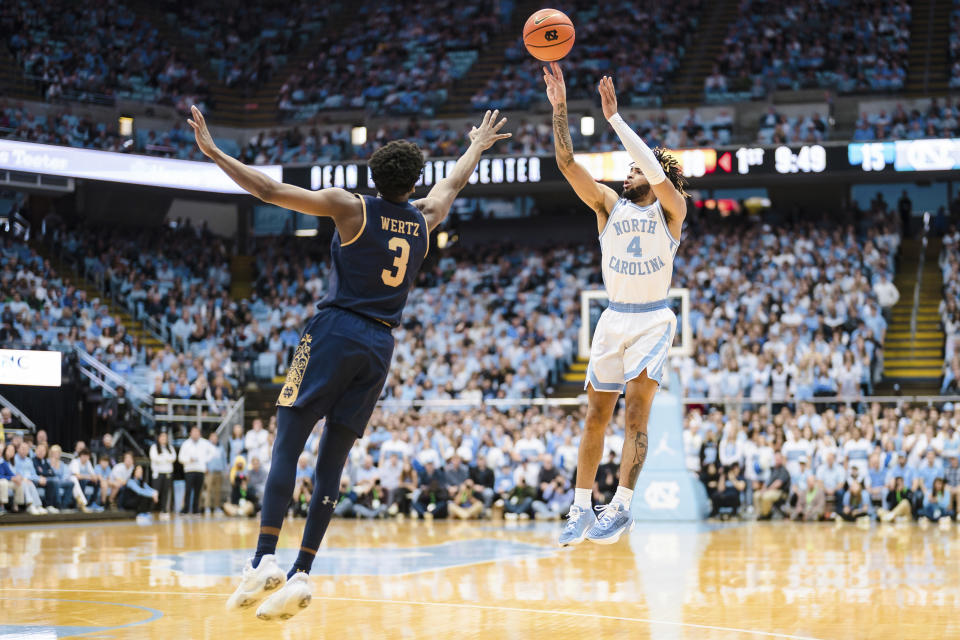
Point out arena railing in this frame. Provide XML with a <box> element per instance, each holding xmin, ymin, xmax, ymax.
<box><xmin>0</xmin><ymin>393</ymin><xmax>37</xmax><ymax>432</ymax></box>
<box><xmin>153</xmin><ymin>396</ymin><xmax>245</xmax><ymax>435</ymax></box>
<box><xmin>373</xmin><ymin>395</ymin><xmax>960</xmax><ymax>412</ymax></box>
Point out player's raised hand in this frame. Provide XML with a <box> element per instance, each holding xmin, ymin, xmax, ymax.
<box><xmin>598</xmin><ymin>76</ymin><xmax>618</xmax><ymax>120</ymax></box>
<box><xmin>468</xmin><ymin>109</ymin><xmax>512</xmax><ymax>151</ymax></box>
<box><xmin>543</xmin><ymin>62</ymin><xmax>566</xmax><ymax>107</ymax></box>
<box><xmin>187</xmin><ymin>105</ymin><xmax>218</xmax><ymax>158</ymax></box>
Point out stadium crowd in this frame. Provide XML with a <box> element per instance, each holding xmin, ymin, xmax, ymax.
<box><xmin>472</xmin><ymin>0</ymin><xmax>702</xmax><ymax>112</ymax></box>
<box><xmin>673</xmin><ymin>199</ymin><xmax>900</xmax><ymax>404</ymax></box>
<box><xmin>157</xmin><ymin>0</ymin><xmax>343</xmax><ymax>95</ymax></box>
<box><xmin>1</xmin><ymin>0</ymin><xmax>210</xmax><ymax>111</ymax></box>
<box><xmin>851</xmin><ymin>99</ymin><xmax>960</xmax><ymax>141</ymax></box>
<box><xmin>942</xmin><ymin>225</ymin><xmax>960</xmax><ymax>394</ymax></box>
<box><xmin>709</xmin><ymin>0</ymin><xmax>911</xmax><ymax>100</ymax></box>
<box><xmin>690</xmin><ymin>402</ymin><xmax>960</xmax><ymax>528</ymax></box>
<box><xmin>275</xmin><ymin>0</ymin><xmax>509</xmax><ymax>119</ymax></box>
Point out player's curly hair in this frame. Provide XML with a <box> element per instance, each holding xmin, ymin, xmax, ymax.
<box><xmin>369</xmin><ymin>140</ymin><xmax>425</xmax><ymax>201</ymax></box>
<box><xmin>653</xmin><ymin>147</ymin><xmax>689</xmax><ymax>198</ymax></box>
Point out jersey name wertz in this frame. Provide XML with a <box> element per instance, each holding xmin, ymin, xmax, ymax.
<box><xmin>380</xmin><ymin>216</ymin><xmax>421</xmax><ymax>237</ymax></box>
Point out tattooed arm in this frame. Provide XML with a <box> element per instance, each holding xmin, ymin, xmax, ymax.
<box><xmin>543</xmin><ymin>63</ymin><xmax>618</xmax><ymax>230</ymax></box>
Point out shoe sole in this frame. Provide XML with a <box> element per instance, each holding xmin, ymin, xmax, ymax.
<box><xmin>256</xmin><ymin>593</ymin><xmax>312</xmax><ymax>621</ymax></box>
<box><xmin>588</xmin><ymin>520</ymin><xmax>635</xmax><ymax>545</ymax></box>
<box><xmin>227</xmin><ymin>574</ymin><xmax>285</xmax><ymax>611</ymax></box>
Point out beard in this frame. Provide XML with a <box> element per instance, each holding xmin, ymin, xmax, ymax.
<box><xmin>621</xmin><ymin>182</ymin><xmax>651</xmax><ymax>201</ymax></box>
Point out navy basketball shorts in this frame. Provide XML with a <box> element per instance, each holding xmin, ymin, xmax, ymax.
<box><xmin>276</xmin><ymin>307</ymin><xmax>394</xmax><ymax>437</ymax></box>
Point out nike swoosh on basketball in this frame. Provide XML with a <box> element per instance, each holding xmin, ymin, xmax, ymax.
<box><xmin>534</xmin><ymin>14</ymin><xmax>557</xmax><ymax>24</ymax></box>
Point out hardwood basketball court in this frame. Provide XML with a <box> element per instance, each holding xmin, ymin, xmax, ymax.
<box><xmin>0</xmin><ymin>518</ymin><xmax>956</xmax><ymax>639</ymax></box>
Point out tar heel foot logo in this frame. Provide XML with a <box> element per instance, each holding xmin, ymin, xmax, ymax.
<box><xmin>544</xmin><ymin>30</ymin><xmax>559</xmax><ymax>41</ymax></box>
<box><xmin>644</xmin><ymin>481</ymin><xmax>680</xmax><ymax>510</ymax></box>
<box><xmin>277</xmin><ymin>334</ymin><xmax>312</xmax><ymax>407</ymax></box>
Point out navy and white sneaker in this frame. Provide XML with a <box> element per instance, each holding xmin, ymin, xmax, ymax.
<box><xmin>586</xmin><ymin>502</ymin><xmax>634</xmax><ymax>544</ymax></box>
<box><xmin>558</xmin><ymin>504</ymin><xmax>596</xmax><ymax>546</ymax></box>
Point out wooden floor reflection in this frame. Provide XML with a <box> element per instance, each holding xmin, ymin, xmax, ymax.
<box><xmin>0</xmin><ymin>517</ymin><xmax>957</xmax><ymax>639</ymax></box>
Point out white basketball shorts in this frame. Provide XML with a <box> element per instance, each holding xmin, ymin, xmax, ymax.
<box><xmin>585</xmin><ymin>300</ymin><xmax>677</xmax><ymax>394</ymax></box>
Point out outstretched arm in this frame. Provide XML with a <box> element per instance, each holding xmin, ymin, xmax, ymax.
<box><xmin>187</xmin><ymin>105</ymin><xmax>358</xmax><ymax>223</ymax></box>
<box><xmin>544</xmin><ymin>63</ymin><xmax>618</xmax><ymax>227</ymax></box>
<box><xmin>598</xmin><ymin>76</ymin><xmax>686</xmax><ymax>237</ymax></box>
<box><xmin>415</xmin><ymin>109</ymin><xmax>511</xmax><ymax>231</ymax></box>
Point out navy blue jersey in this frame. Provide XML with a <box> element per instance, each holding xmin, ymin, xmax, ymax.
<box><xmin>318</xmin><ymin>194</ymin><xmax>429</xmax><ymax>327</ymax></box>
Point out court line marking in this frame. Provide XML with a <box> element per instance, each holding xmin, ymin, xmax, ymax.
<box><xmin>0</xmin><ymin>587</ymin><xmax>824</xmax><ymax>640</ymax></box>
<box><xmin>0</xmin><ymin>597</ymin><xmax>163</xmax><ymax>638</ymax></box>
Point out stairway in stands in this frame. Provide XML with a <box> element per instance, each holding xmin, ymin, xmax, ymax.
<box><xmin>904</xmin><ymin>0</ymin><xmax>952</xmax><ymax>96</ymax></box>
<box><xmin>0</xmin><ymin>47</ymin><xmax>38</xmax><ymax>102</ymax></box>
<box><xmin>229</xmin><ymin>255</ymin><xmax>254</xmax><ymax>301</ymax></box>
<box><xmin>35</xmin><ymin>243</ymin><xmax>165</xmax><ymax>355</ymax></box>
<box><xmin>131</xmin><ymin>1</ymin><xmax>354</xmax><ymax>127</ymax></box>
<box><xmin>666</xmin><ymin>0</ymin><xmax>738</xmax><ymax>107</ymax></box>
<box><xmin>882</xmin><ymin>237</ymin><xmax>945</xmax><ymax>391</ymax></box>
<box><xmin>554</xmin><ymin>357</ymin><xmax>588</xmax><ymax>398</ymax></box>
<box><xmin>436</xmin><ymin>0</ymin><xmax>542</xmax><ymax>118</ymax></box>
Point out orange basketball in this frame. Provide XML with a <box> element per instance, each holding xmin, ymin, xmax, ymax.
<box><xmin>523</xmin><ymin>8</ymin><xmax>575</xmax><ymax>62</ymax></box>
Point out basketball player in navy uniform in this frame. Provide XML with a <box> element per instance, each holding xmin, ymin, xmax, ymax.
<box><xmin>187</xmin><ymin>105</ymin><xmax>511</xmax><ymax>620</ymax></box>
<box><xmin>543</xmin><ymin>65</ymin><xmax>689</xmax><ymax>545</ymax></box>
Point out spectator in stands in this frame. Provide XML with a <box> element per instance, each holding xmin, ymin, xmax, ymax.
<box><xmin>790</xmin><ymin>474</ymin><xmax>826</xmax><ymax>521</ymax></box>
<box><xmin>2</xmin><ymin>442</ymin><xmax>44</xmax><ymax>514</ymax></box>
<box><xmin>816</xmin><ymin>452</ymin><xmax>846</xmax><ymax>508</ymax></box>
<box><xmin>469</xmin><ymin>455</ymin><xmax>496</xmax><ymax>508</ymax></box>
<box><xmin>244</xmin><ymin>418</ymin><xmax>269</xmax><ymax>465</ymax></box>
<box><xmin>503</xmin><ymin>476</ymin><xmax>535</xmax><ymax>520</ymax></box>
<box><xmin>32</xmin><ymin>443</ymin><xmax>72</xmax><ymax>512</ymax></box>
<box><xmin>754</xmin><ymin>452</ymin><xmax>791</xmax><ymax>519</ymax></box>
<box><xmin>178</xmin><ymin>426</ymin><xmax>206</xmax><ymax>514</ymax></box>
<box><xmin>108</xmin><ymin>451</ymin><xmax>136</xmax><ymax>508</ymax></box>
<box><xmin>223</xmin><ymin>456</ymin><xmax>257</xmax><ymax>517</ymax></box>
<box><xmin>919</xmin><ymin>477</ymin><xmax>953</xmax><ymax>530</ymax></box>
<box><xmin>532</xmin><ymin>475</ymin><xmax>574</xmax><ymax>520</ymax></box>
<box><xmin>92</xmin><ymin>433</ymin><xmax>118</xmax><ymax>466</ymax></box>
<box><xmin>14</xmin><ymin>441</ymin><xmax>59</xmax><ymax>513</ymax></box>
<box><xmin>120</xmin><ymin>465</ymin><xmax>159</xmax><ymax>521</ymax></box>
<box><xmin>203</xmin><ymin>432</ymin><xmax>227</xmax><ymax>514</ymax></box>
<box><xmin>149</xmin><ymin>431</ymin><xmax>176</xmax><ymax>515</ymax></box>
<box><xmin>878</xmin><ymin>475</ymin><xmax>914</xmax><ymax>522</ymax></box>
<box><xmin>69</xmin><ymin>449</ymin><xmax>105</xmax><ymax>511</ymax></box>
<box><xmin>413</xmin><ymin>460</ymin><xmax>448</xmax><ymax>520</ymax></box>
<box><xmin>449</xmin><ymin>478</ymin><xmax>484</xmax><ymax>520</ymax></box>
<box><xmin>945</xmin><ymin>454</ymin><xmax>960</xmax><ymax>514</ymax></box>
<box><xmin>227</xmin><ymin>424</ymin><xmax>245</xmax><ymax>468</ymax></box>
<box><xmin>48</xmin><ymin>444</ymin><xmax>88</xmax><ymax>511</ymax></box>
<box><xmin>835</xmin><ymin>479</ymin><xmax>873</xmax><ymax>525</ymax></box>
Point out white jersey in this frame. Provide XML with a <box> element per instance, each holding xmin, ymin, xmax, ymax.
<box><xmin>600</xmin><ymin>198</ymin><xmax>679</xmax><ymax>305</ymax></box>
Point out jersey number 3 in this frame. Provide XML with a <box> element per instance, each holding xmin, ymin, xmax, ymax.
<box><xmin>381</xmin><ymin>237</ymin><xmax>411</xmax><ymax>287</ymax></box>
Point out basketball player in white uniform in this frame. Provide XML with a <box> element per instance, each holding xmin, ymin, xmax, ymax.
<box><xmin>544</xmin><ymin>64</ymin><xmax>688</xmax><ymax>545</ymax></box>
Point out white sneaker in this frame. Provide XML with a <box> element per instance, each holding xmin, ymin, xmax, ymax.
<box><xmin>46</xmin><ymin>506</ymin><xmax>60</xmax><ymax>514</ymax></box>
<box><xmin>939</xmin><ymin>518</ymin><xmax>952</xmax><ymax>532</ymax></box>
<box><xmin>225</xmin><ymin>555</ymin><xmax>287</xmax><ymax>611</ymax></box>
<box><xmin>27</xmin><ymin>504</ymin><xmax>46</xmax><ymax>515</ymax></box>
<box><xmin>256</xmin><ymin>572</ymin><xmax>312</xmax><ymax>621</ymax></box>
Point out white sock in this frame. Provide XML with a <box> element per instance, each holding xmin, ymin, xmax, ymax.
<box><xmin>612</xmin><ymin>486</ymin><xmax>634</xmax><ymax>507</ymax></box>
<box><xmin>574</xmin><ymin>488</ymin><xmax>592</xmax><ymax>509</ymax></box>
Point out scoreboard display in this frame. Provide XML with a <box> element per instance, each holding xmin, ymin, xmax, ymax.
<box><xmin>848</xmin><ymin>139</ymin><xmax>960</xmax><ymax>172</ymax></box>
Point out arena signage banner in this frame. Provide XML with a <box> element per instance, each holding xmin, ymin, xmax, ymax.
<box><xmin>0</xmin><ymin>139</ymin><xmax>283</xmax><ymax>193</ymax></box>
<box><xmin>0</xmin><ymin>349</ymin><xmax>62</xmax><ymax>387</ymax></box>
<box><xmin>848</xmin><ymin>138</ymin><xmax>960</xmax><ymax>172</ymax></box>
<box><xmin>285</xmin><ymin>156</ymin><xmax>546</xmax><ymax>193</ymax></box>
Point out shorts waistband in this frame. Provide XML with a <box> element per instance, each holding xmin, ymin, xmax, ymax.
<box><xmin>607</xmin><ymin>299</ymin><xmax>668</xmax><ymax>313</ymax></box>
<box><xmin>326</xmin><ymin>305</ymin><xmax>395</xmax><ymax>329</ymax></box>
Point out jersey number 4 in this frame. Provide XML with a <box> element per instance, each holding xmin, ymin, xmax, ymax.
<box><xmin>627</xmin><ymin>236</ymin><xmax>643</xmax><ymax>258</ymax></box>
<box><xmin>381</xmin><ymin>237</ymin><xmax>411</xmax><ymax>287</ymax></box>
